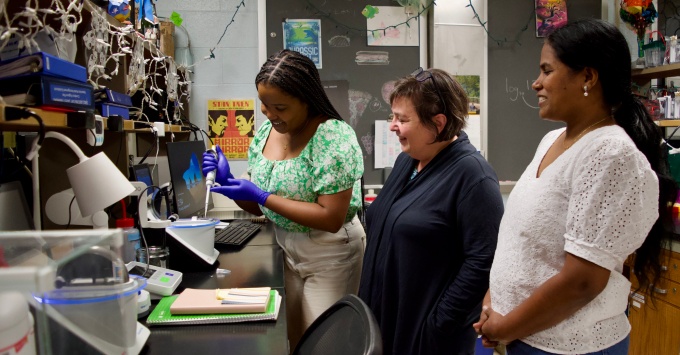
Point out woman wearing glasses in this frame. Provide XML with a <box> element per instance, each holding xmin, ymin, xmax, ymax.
<box><xmin>358</xmin><ymin>68</ymin><xmax>504</xmax><ymax>354</ymax></box>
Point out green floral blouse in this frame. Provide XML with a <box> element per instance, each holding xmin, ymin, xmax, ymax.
<box><xmin>248</xmin><ymin>119</ymin><xmax>364</xmax><ymax>232</ymax></box>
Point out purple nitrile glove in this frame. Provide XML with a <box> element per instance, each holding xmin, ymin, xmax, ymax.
<box><xmin>202</xmin><ymin>145</ymin><xmax>233</xmax><ymax>186</ymax></box>
<box><xmin>211</xmin><ymin>178</ymin><xmax>271</xmax><ymax>206</ymax></box>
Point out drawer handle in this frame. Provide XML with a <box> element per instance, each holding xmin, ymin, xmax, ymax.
<box><xmin>661</xmin><ymin>265</ymin><xmax>668</xmax><ymax>271</ymax></box>
<box><xmin>653</xmin><ymin>287</ymin><xmax>667</xmax><ymax>294</ymax></box>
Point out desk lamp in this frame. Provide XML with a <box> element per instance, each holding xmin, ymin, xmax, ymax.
<box><xmin>26</xmin><ymin>131</ymin><xmax>135</xmax><ymax>229</ymax></box>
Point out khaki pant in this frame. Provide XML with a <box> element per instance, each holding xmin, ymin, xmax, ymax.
<box><xmin>275</xmin><ymin>215</ymin><xmax>366</xmax><ymax>351</ymax></box>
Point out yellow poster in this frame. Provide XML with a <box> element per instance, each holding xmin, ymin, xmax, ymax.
<box><xmin>207</xmin><ymin>99</ymin><xmax>256</xmax><ymax>160</ymax></box>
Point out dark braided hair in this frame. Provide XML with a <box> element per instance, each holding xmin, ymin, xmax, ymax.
<box><xmin>547</xmin><ymin>18</ymin><xmax>677</xmax><ymax>298</ymax></box>
<box><xmin>255</xmin><ymin>49</ymin><xmax>342</xmax><ymax>121</ymax></box>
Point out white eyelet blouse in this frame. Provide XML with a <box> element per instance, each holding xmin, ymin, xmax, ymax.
<box><xmin>490</xmin><ymin>125</ymin><xmax>659</xmax><ymax>354</ymax></box>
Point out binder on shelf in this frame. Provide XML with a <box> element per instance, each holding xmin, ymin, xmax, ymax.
<box><xmin>0</xmin><ymin>74</ymin><xmax>95</xmax><ymax>112</ymax></box>
<box><xmin>0</xmin><ymin>51</ymin><xmax>87</xmax><ymax>83</ymax></box>
<box><xmin>95</xmin><ymin>88</ymin><xmax>133</xmax><ymax>107</ymax></box>
<box><xmin>96</xmin><ymin>102</ymin><xmax>130</xmax><ymax>119</ymax></box>
<box><xmin>146</xmin><ymin>289</ymin><xmax>281</xmax><ymax>326</ymax></box>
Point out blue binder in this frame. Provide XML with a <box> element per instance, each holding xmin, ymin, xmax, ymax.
<box><xmin>96</xmin><ymin>102</ymin><xmax>130</xmax><ymax>119</ymax></box>
<box><xmin>95</xmin><ymin>88</ymin><xmax>133</xmax><ymax>107</ymax></box>
<box><xmin>0</xmin><ymin>52</ymin><xmax>87</xmax><ymax>83</ymax></box>
<box><xmin>0</xmin><ymin>74</ymin><xmax>94</xmax><ymax>112</ymax></box>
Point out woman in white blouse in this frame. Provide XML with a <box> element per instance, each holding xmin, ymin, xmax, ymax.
<box><xmin>474</xmin><ymin>19</ymin><xmax>677</xmax><ymax>354</ymax></box>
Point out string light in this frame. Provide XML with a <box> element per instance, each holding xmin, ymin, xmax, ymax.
<box><xmin>179</xmin><ymin>0</ymin><xmax>246</xmax><ymax>70</ymax></box>
<box><xmin>302</xmin><ymin>0</ymin><xmax>436</xmax><ymax>37</ymax></box>
<box><xmin>0</xmin><ymin>1</ymin><xmax>189</xmax><ymax>124</ymax></box>
<box><xmin>466</xmin><ymin>0</ymin><xmax>535</xmax><ymax>46</ymax></box>
<box><xmin>209</xmin><ymin>0</ymin><xmax>245</xmax><ymax>56</ymax></box>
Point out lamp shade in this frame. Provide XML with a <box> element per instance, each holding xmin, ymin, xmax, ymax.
<box><xmin>67</xmin><ymin>152</ymin><xmax>135</xmax><ymax>217</ymax></box>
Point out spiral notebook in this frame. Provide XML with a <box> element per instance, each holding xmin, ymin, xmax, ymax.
<box><xmin>146</xmin><ymin>290</ymin><xmax>281</xmax><ymax>326</ymax></box>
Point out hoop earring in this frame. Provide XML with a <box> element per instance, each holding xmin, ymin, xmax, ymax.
<box><xmin>583</xmin><ymin>85</ymin><xmax>589</xmax><ymax>97</ymax></box>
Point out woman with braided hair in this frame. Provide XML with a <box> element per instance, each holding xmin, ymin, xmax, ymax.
<box><xmin>203</xmin><ymin>49</ymin><xmax>365</xmax><ymax>348</ymax></box>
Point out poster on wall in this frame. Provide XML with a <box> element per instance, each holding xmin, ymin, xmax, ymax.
<box><xmin>535</xmin><ymin>0</ymin><xmax>568</xmax><ymax>37</ymax></box>
<box><xmin>207</xmin><ymin>99</ymin><xmax>256</xmax><ymax>160</ymax></box>
<box><xmin>374</xmin><ymin>120</ymin><xmax>401</xmax><ymax>168</ymax></box>
<box><xmin>283</xmin><ymin>19</ymin><xmax>322</xmax><ymax>68</ymax></box>
<box><xmin>366</xmin><ymin>6</ymin><xmax>419</xmax><ymax>46</ymax></box>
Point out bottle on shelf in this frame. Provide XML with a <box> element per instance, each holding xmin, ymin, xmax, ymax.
<box><xmin>116</xmin><ymin>200</ymin><xmax>140</xmax><ymax>264</ymax></box>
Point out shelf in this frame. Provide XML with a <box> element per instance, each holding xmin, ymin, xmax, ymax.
<box><xmin>632</xmin><ymin>62</ymin><xmax>680</xmax><ymax>82</ymax></box>
<box><xmin>123</xmin><ymin>120</ymin><xmax>189</xmax><ymax>132</ymax></box>
<box><xmin>656</xmin><ymin>120</ymin><xmax>680</xmax><ymax>127</ymax></box>
<box><xmin>0</xmin><ymin>105</ymin><xmax>188</xmax><ymax>133</ymax></box>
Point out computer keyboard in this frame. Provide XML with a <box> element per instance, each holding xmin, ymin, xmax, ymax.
<box><xmin>214</xmin><ymin>221</ymin><xmax>262</xmax><ymax>246</ymax></box>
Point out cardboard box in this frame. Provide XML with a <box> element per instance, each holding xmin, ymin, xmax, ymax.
<box><xmin>160</xmin><ymin>20</ymin><xmax>174</xmax><ymax>58</ymax></box>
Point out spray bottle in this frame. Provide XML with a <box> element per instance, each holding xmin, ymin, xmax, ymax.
<box><xmin>116</xmin><ymin>200</ymin><xmax>140</xmax><ymax>264</ymax></box>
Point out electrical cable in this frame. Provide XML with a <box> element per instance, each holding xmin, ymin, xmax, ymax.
<box><xmin>138</xmin><ymin>128</ymin><xmax>158</xmax><ymax>164</ymax></box>
<box><xmin>115</xmin><ymin>131</ymin><xmax>125</xmax><ymax>166</ymax></box>
<box><xmin>666</xmin><ymin>124</ymin><xmax>680</xmax><ymax>151</ymax></box>
<box><xmin>151</xmin><ymin>134</ymin><xmax>160</xmax><ymax>180</ymax></box>
<box><xmin>136</xmin><ymin>184</ymin><xmax>161</xmax><ymax>277</ymax></box>
<box><xmin>180</xmin><ymin>118</ymin><xmax>213</xmax><ymax>145</ymax></box>
<box><xmin>199</xmin><ymin>128</ymin><xmax>213</xmax><ymax>145</ymax></box>
<box><xmin>3</xmin><ymin>107</ymin><xmax>45</xmax><ymax>147</ymax></box>
<box><xmin>1</xmin><ymin>148</ymin><xmax>32</xmax><ymax>187</ymax></box>
<box><xmin>87</xmin><ymin>127</ymin><xmax>97</xmax><ymax>142</ymax></box>
<box><xmin>66</xmin><ymin>195</ymin><xmax>76</xmax><ymax>229</ymax></box>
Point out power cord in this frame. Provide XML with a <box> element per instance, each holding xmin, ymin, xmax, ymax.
<box><xmin>3</xmin><ymin>107</ymin><xmax>45</xmax><ymax>148</ymax></box>
<box><xmin>66</xmin><ymin>195</ymin><xmax>76</xmax><ymax>229</ymax></box>
<box><xmin>136</xmin><ymin>184</ymin><xmax>161</xmax><ymax>277</ymax></box>
<box><xmin>139</xmin><ymin>125</ymin><xmax>158</xmax><ymax>164</ymax></box>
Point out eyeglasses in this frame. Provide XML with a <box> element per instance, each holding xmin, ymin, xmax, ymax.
<box><xmin>411</xmin><ymin>67</ymin><xmax>448</xmax><ymax>115</ymax></box>
<box><xmin>387</xmin><ymin>68</ymin><xmax>449</xmax><ymax>123</ymax></box>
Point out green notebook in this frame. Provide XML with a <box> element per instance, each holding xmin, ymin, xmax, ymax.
<box><xmin>146</xmin><ymin>290</ymin><xmax>281</xmax><ymax>326</ymax></box>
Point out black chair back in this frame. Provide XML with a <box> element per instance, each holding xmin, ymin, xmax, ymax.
<box><xmin>292</xmin><ymin>294</ymin><xmax>382</xmax><ymax>355</ymax></box>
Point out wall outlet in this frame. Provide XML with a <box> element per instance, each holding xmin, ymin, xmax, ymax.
<box><xmin>153</xmin><ymin>122</ymin><xmax>165</xmax><ymax>137</ymax></box>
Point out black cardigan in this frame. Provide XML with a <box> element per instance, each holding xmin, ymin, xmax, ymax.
<box><xmin>359</xmin><ymin>132</ymin><xmax>504</xmax><ymax>355</ymax></box>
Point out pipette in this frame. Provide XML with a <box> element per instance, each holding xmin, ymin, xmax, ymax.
<box><xmin>204</xmin><ymin>146</ymin><xmax>217</xmax><ymax>217</ymax></box>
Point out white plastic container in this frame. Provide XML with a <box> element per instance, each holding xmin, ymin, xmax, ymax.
<box><xmin>33</xmin><ymin>277</ymin><xmax>146</xmax><ymax>348</ymax></box>
<box><xmin>0</xmin><ymin>292</ymin><xmax>36</xmax><ymax>355</ymax></box>
<box><xmin>120</xmin><ymin>225</ymin><xmax>141</xmax><ymax>264</ymax></box>
<box><xmin>166</xmin><ymin>218</ymin><xmax>219</xmax><ymax>256</ymax></box>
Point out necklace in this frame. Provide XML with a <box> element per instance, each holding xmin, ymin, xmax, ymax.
<box><xmin>283</xmin><ymin>119</ymin><xmax>311</xmax><ymax>151</ymax></box>
<box><xmin>562</xmin><ymin>116</ymin><xmax>611</xmax><ymax>150</ymax></box>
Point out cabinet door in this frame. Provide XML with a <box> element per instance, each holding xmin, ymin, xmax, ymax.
<box><xmin>628</xmin><ymin>295</ymin><xmax>680</xmax><ymax>355</ymax></box>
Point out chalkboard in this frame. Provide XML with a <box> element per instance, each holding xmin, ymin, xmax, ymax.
<box><xmin>265</xmin><ymin>0</ymin><xmax>421</xmax><ymax>185</ymax></box>
<box><xmin>487</xmin><ymin>1</ymin><xmax>601</xmax><ymax>181</ymax></box>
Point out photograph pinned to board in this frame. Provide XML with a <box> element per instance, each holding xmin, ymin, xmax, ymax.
<box><xmin>283</xmin><ymin>19</ymin><xmax>322</xmax><ymax>68</ymax></box>
<box><xmin>207</xmin><ymin>99</ymin><xmax>256</xmax><ymax>160</ymax></box>
<box><xmin>374</xmin><ymin>120</ymin><xmax>401</xmax><ymax>169</ymax></box>
<box><xmin>535</xmin><ymin>0</ymin><xmax>568</xmax><ymax>37</ymax></box>
<box><xmin>367</xmin><ymin>6</ymin><xmax>419</xmax><ymax>46</ymax></box>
